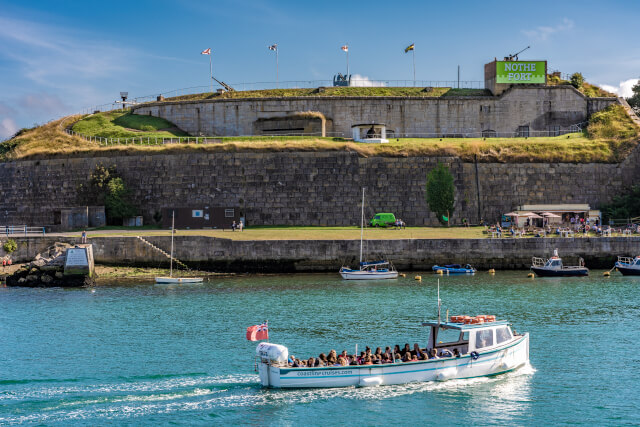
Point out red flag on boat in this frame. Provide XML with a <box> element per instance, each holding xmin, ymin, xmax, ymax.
<box><xmin>246</xmin><ymin>321</ymin><xmax>269</xmax><ymax>341</ymax></box>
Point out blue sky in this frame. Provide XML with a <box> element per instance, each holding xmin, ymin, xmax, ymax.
<box><xmin>1</xmin><ymin>0</ymin><xmax>639</xmax><ymax>139</ymax></box>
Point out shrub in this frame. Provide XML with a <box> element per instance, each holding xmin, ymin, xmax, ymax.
<box><xmin>426</xmin><ymin>163</ymin><xmax>455</xmax><ymax>225</ymax></box>
<box><xmin>570</xmin><ymin>72</ymin><xmax>584</xmax><ymax>89</ymax></box>
<box><xmin>3</xmin><ymin>239</ymin><xmax>17</xmax><ymax>254</ymax></box>
<box><xmin>587</xmin><ymin>105</ymin><xmax>639</xmax><ymax>140</ymax></box>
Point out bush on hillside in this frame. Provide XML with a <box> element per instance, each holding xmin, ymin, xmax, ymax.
<box><xmin>587</xmin><ymin>105</ymin><xmax>639</xmax><ymax>140</ymax></box>
<box><xmin>3</xmin><ymin>239</ymin><xmax>17</xmax><ymax>254</ymax></box>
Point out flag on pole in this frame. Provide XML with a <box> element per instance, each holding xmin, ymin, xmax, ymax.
<box><xmin>246</xmin><ymin>321</ymin><xmax>269</xmax><ymax>341</ymax></box>
<box><xmin>201</xmin><ymin>48</ymin><xmax>211</xmax><ymax>55</ymax></box>
<box><xmin>341</xmin><ymin>44</ymin><xmax>349</xmax><ymax>52</ymax></box>
<box><xmin>268</xmin><ymin>44</ymin><xmax>278</xmax><ymax>51</ymax></box>
<box><xmin>404</xmin><ymin>43</ymin><xmax>415</xmax><ymax>53</ymax></box>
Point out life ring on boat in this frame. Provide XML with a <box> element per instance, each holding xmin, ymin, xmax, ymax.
<box><xmin>470</xmin><ymin>351</ymin><xmax>479</xmax><ymax>360</ymax></box>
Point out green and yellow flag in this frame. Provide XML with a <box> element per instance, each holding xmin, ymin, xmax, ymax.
<box><xmin>404</xmin><ymin>43</ymin><xmax>415</xmax><ymax>53</ymax></box>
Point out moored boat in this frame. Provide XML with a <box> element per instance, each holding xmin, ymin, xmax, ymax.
<box><xmin>432</xmin><ymin>264</ymin><xmax>476</xmax><ymax>274</ymax></box>
<box><xmin>155</xmin><ymin>210</ymin><xmax>203</xmax><ymax>284</ymax></box>
<box><xmin>614</xmin><ymin>256</ymin><xmax>640</xmax><ymax>276</ymax></box>
<box><xmin>530</xmin><ymin>249</ymin><xmax>588</xmax><ymax>277</ymax></box>
<box><xmin>255</xmin><ymin>315</ymin><xmax>529</xmax><ymax>388</ymax></box>
<box><xmin>339</xmin><ymin>188</ymin><xmax>398</xmax><ymax>280</ymax></box>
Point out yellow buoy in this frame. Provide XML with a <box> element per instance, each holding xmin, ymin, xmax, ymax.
<box><xmin>436</xmin><ymin>270</ymin><xmax>444</xmax><ymax>275</ymax></box>
<box><xmin>527</xmin><ymin>272</ymin><xmax>535</xmax><ymax>278</ymax></box>
<box><xmin>488</xmin><ymin>269</ymin><xmax>496</xmax><ymax>274</ymax></box>
<box><xmin>603</xmin><ymin>271</ymin><xmax>610</xmax><ymax>277</ymax></box>
<box><xmin>415</xmin><ymin>275</ymin><xmax>422</xmax><ymax>281</ymax></box>
<box><xmin>400</xmin><ymin>273</ymin><xmax>406</xmax><ymax>278</ymax></box>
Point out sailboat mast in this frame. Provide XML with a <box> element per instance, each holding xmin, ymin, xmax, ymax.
<box><xmin>360</xmin><ymin>188</ymin><xmax>365</xmax><ymax>264</ymax></box>
<box><xmin>170</xmin><ymin>210</ymin><xmax>175</xmax><ymax>277</ymax></box>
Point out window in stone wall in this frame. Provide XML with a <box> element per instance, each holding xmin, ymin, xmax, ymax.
<box><xmin>225</xmin><ymin>209</ymin><xmax>235</xmax><ymax>218</ymax></box>
<box><xmin>549</xmin><ymin>125</ymin><xmax>561</xmax><ymax>137</ymax></box>
<box><xmin>482</xmin><ymin>129</ymin><xmax>497</xmax><ymax>138</ymax></box>
<box><xmin>480</xmin><ymin>105</ymin><xmax>491</xmax><ymax>113</ymax></box>
<box><xmin>516</xmin><ymin>126</ymin><xmax>530</xmax><ymax>137</ymax></box>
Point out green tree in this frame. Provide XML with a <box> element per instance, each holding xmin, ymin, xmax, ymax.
<box><xmin>627</xmin><ymin>78</ymin><xmax>640</xmax><ymax>116</ymax></box>
<box><xmin>426</xmin><ymin>163</ymin><xmax>455</xmax><ymax>225</ymax></box>
<box><xmin>3</xmin><ymin>239</ymin><xmax>17</xmax><ymax>254</ymax></box>
<box><xmin>105</xmin><ymin>177</ymin><xmax>137</xmax><ymax>224</ymax></box>
<box><xmin>570</xmin><ymin>72</ymin><xmax>584</xmax><ymax>89</ymax></box>
<box><xmin>600</xmin><ymin>185</ymin><xmax>640</xmax><ymax>223</ymax></box>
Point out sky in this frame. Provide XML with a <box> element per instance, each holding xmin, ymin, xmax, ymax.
<box><xmin>1</xmin><ymin>0</ymin><xmax>639</xmax><ymax>140</ymax></box>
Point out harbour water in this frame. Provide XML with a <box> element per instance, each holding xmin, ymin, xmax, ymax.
<box><xmin>1</xmin><ymin>271</ymin><xmax>639</xmax><ymax>425</ymax></box>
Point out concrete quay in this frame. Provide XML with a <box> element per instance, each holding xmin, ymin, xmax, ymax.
<box><xmin>2</xmin><ymin>236</ymin><xmax>639</xmax><ymax>272</ymax></box>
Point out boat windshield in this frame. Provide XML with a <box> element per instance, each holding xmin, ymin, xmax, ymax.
<box><xmin>545</xmin><ymin>259</ymin><xmax>562</xmax><ymax>268</ymax></box>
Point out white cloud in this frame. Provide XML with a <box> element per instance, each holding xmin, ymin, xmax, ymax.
<box><xmin>0</xmin><ymin>118</ymin><xmax>18</xmax><ymax>140</ymax></box>
<box><xmin>349</xmin><ymin>74</ymin><xmax>385</xmax><ymax>87</ymax></box>
<box><xmin>600</xmin><ymin>78</ymin><xmax>639</xmax><ymax>98</ymax></box>
<box><xmin>522</xmin><ymin>18</ymin><xmax>574</xmax><ymax>41</ymax></box>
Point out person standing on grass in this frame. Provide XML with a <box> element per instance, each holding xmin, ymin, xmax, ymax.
<box><xmin>81</xmin><ymin>230</ymin><xmax>87</xmax><ymax>244</ymax></box>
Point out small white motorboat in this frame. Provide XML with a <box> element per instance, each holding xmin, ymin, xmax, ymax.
<box><xmin>255</xmin><ymin>315</ymin><xmax>529</xmax><ymax>388</ymax></box>
<box><xmin>155</xmin><ymin>210</ymin><xmax>203</xmax><ymax>284</ymax></box>
<box><xmin>339</xmin><ymin>188</ymin><xmax>398</xmax><ymax>280</ymax></box>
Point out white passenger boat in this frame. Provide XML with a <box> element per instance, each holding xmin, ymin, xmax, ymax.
<box><xmin>339</xmin><ymin>188</ymin><xmax>398</xmax><ymax>280</ymax></box>
<box><xmin>256</xmin><ymin>316</ymin><xmax>529</xmax><ymax>388</ymax></box>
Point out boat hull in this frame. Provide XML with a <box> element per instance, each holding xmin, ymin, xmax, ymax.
<box><xmin>531</xmin><ymin>267</ymin><xmax>588</xmax><ymax>277</ymax></box>
<box><xmin>614</xmin><ymin>264</ymin><xmax>640</xmax><ymax>276</ymax></box>
<box><xmin>432</xmin><ymin>266</ymin><xmax>476</xmax><ymax>274</ymax></box>
<box><xmin>258</xmin><ymin>334</ymin><xmax>529</xmax><ymax>388</ymax></box>
<box><xmin>339</xmin><ymin>270</ymin><xmax>398</xmax><ymax>280</ymax></box>
<box><xmin>155</xmin><ymin>277</ymin><xmax>204</xmax><ymax>284</ymax></box>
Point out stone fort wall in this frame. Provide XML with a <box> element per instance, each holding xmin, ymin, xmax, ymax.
<box><xmin>132</xmin><ymin>86</ymin><xmax>619</xmax><ymax>137</ymax></box>
<box><xmin>0</xmin><ymin>146</ymin><xmax>639</xmax><ymax>227</ymax></box>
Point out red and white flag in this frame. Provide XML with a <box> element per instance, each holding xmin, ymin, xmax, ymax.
<box><xmin>201</xmin><ymin>48</ymin><xmax>211</xmax><ymax>55</ymax></box>
<box><xmin>246</xmin><ymin>321</ymin><xmax>269</xmax><ymax>341</ymax></box>
<box><xmin>341</xmin><ymin>45</ymin><xmax>348</xmax><ymax>52</ymax></box>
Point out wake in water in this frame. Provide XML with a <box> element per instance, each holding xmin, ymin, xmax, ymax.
<box><xmin>0</xmin><ymin>365</ymin><xmax>535</xmax><ymax>424</ymax></box>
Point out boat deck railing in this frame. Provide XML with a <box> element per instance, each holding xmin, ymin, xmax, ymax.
<box><xmin>617</xmin><ymin>256</ymin><xmax>634</xmax><ymax>265</ymax></box>
<box><xmin>531</xmin><ymin>257</ymin><xmax>546</xmax><ymax>267</ymax></box>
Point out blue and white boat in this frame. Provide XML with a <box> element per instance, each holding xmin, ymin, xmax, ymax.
<box><xmin>256</xmin><ymin>317</ymin><xmax>529</xmax><ymax>388</ymax></box>
<box><xmin>339</xmin><ymin>188</ymin><xmax>398</xmax><ymax>280</ymax></box>
<box><xmin>614</xmin><ymin>256</ymin><xmax>640</xmax><ymax>276</ymax></box>
<box><xmin>432</xmin><ymin>264</ymin><xmax>476</xmax><ymax>274</ymax></box>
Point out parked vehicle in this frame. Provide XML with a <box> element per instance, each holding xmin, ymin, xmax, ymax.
<box><xmin>369</xmin><ymin>213</ymin><xmax>396</xmax><ymax>227</ymax></box>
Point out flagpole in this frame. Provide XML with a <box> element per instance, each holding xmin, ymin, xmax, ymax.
<box><xmin>276</xmin><ymin>47</ymin><xmax>279</xmax><ymax>89</ymax></box>
<box><xmin>412</xmin><ymin>48</ymin><xmax>416</xmax><ymax>87</ymax></box>
<box><xmin>209</xmin><ymin>53</ymin><xmax>213</xmax><ymax>93</ymax></box>
<box><xmin>346</xmin><ymin>46</ymin><xmax>349</xmax><ymax>78</ymax></box>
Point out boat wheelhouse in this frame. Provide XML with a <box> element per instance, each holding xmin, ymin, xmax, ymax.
<box><xmin>255</xmin><ymin>317</ymin><xmax>529</xmax><ymax>388</ymax></box>
<box><xmin>432</xmin><ymin>264</ymin><xmax>476</xmax><ymax>274</ymax></box>
<box><xmin>531</xmin><ymin>250</ymin><xmax>588</xmax><ymax>277</ymax></box>
<box><xmin>614</xmin><ymin>256</ymin><xmax>640</xmax><ymax>276</ymax></box>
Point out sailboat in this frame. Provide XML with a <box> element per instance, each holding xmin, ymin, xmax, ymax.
<box><xmin>339</xmin><ymin>188</ymin><xmax>398</xmax><ymax>280</ymax></box>
<box><xmin>155</xmin><ymin>211</ymin><xmax>204</xmax><ymax>284</ymax></box>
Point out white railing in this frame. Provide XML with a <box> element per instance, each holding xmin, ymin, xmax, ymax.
<box><xmin>532</xmin><ymin>257</ymin><xmax>546</xmax><ymax>267</ymax></box>
<box><xmin>1</xmin><ymin>226</ymin><xmax>46</xmax><ymax>236</ymax></box>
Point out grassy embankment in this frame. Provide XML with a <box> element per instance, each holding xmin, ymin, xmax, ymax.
<box><xmin>2</xmin><ymin>101</ymin><xmax>638</xmax><ymax>163</ymax></box>
<box><xmin>165</xmin><ymin>86</ymin><xmax>491</xmax><ymax>101</ymax></box>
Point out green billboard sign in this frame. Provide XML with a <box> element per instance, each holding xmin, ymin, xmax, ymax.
<box><xmin>496</xmin><ymin>61</ymin><xmax>546</xmax><ymax>84</ymax></box>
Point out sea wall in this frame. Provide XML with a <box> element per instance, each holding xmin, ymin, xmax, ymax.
<box><xmin>133</xmin><ymin>86</ymin><xmax>618</xmax><ymax>137</ymax></box>
<box><xmin>2</xmin><ymin>236</ymin><xmax>638</xmax><ymax>272</ymax></box>
<box><xmin>88</xmin><ymin>235</ymin><xmax>640</xmax><ymax>271</ymax></box>
<box><xmin>1</xmin><ymin>145</ymin><xmax>640</xmax><ymax>227</ymax></box>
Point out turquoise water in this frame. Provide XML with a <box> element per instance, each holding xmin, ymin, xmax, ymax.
<box><xmin>1</xmin><ymin>272</ymin><xmax>639</xmax><ymax>425</ymax></box>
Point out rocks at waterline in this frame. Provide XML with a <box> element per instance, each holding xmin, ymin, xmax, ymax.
<box><xmin>6</xmin><ymin>243</ymin><xmax>96</xmax><ymax>287</ymax></box>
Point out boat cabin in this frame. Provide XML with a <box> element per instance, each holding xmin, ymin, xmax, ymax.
<box><xmin>422</xmin><ymin>320</ymin><xmax>515</xmax><ymax>355</ymax></box>
<box><xmin>532</xmin><ymin>256</ymin><xmax>563</xmax><ymax>269</ymax></box>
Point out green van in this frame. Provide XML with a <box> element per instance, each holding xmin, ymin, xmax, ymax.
<box><xmin>369</xmin><ymin>213</ymin><xmax>396</xmax><ymax>227</ymax></box>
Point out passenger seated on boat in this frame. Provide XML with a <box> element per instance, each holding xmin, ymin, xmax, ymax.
<box><xmin>349</xmin><ymin>355</ymin><xmax>358</xmax><ymax>366</ymax></box>
<box><xmin>363</xmin><ymin>355</ymin><xmax>373</xmax><ymax>365</ymax></box>
<box><xmin>413</xmin><ymin>343</ymin><xmax>425</xmax><ymax>359</ymax></box>
<box><xmin>288</xmin><ymin>354</ymin><xmax>295</xmax><ymax>366</ymax></box>
<box><xmin>453</xmin><ymin>349</ymin><xmax>461</xmax><ymax>358</ymax></box>
<box><xmin>394</xmin><ymin>353</ymin><xmax>402</xmax><ymax>363</ymax></box>
<box><xmin>375</xmin><ymin>347</ymin><xmax>382</xmax><ymax>358</ymax></box>
<box><xmin>402</xmin><ymin>343</ymin><xmax>411</xmax><ymax>356</ymax></box>
<box><xmin>394</xmin><ymin>344</ymin><xmax>401</xmax><ymax>356</ymax></box>
<box><xmin>340</xmin><ymin>350</ymin><xmax>348</xmax><ymax>359</ymax></box>
<box><xmin>318</xmin><ymin>353</ymin><xmax>328</xmax><ymax>366</ymax></box>
<box><xmin>327</xmin><ymin>349</ymin><xmax>337</xmax><ymax>364</ymax></box>
<box><xmin>384</xmin><ymin>346</ymin><xmax>392</xmax><ymax>357</ymax></box>
<box><xmin>338</xmin><ymin>356</ymin><xmax>348</xmax><ymax>366</ymax></box>
<box><xmin>307</xmin><ymin>357</ymin><xmax>315</xmax><ymax>367</ymax></box>
<box><xmin>401</xmin><ymin>351</ymin><xmax>412</xmax><ymax>362</ymax></box>
<box><xmin>429</xmin><ymin>349</ymin><xmax>439</xmax><ymax>359</ymax></box>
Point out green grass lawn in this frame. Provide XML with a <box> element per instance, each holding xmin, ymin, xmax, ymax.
<box><xmin>71</xmin><ymin>110</ymin><xmax>189</xmax><ymax>139</ymax></box>
<box><xmin>165</xmin><ymin>87</ymin><xmax>492</xmax><ymax>102</ymax></box>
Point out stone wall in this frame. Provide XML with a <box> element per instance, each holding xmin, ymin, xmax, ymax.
<box><xmin>133</xmin><ymin>86</ymin><xmax>618</xmax><ymax>137</ymax></box>
<box><xmin>0</xmin><ymin>146</ymin><xmax>639</xmax><ymax>227</ymax></box>
<box><xmin>3</xmin><ymin>235</ymin><xmax>639</xmax><ymax>272</ymax></box>
<box><xmin>88</xmin><ymin>235</ymin><xmax>640</xmax><ymax>271</ymax></box>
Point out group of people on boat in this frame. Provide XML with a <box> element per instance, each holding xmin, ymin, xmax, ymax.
<box><xmin>287</xmin><ymin>343</ymin><xmax>460</xmax><ymax>368</ymax></box>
